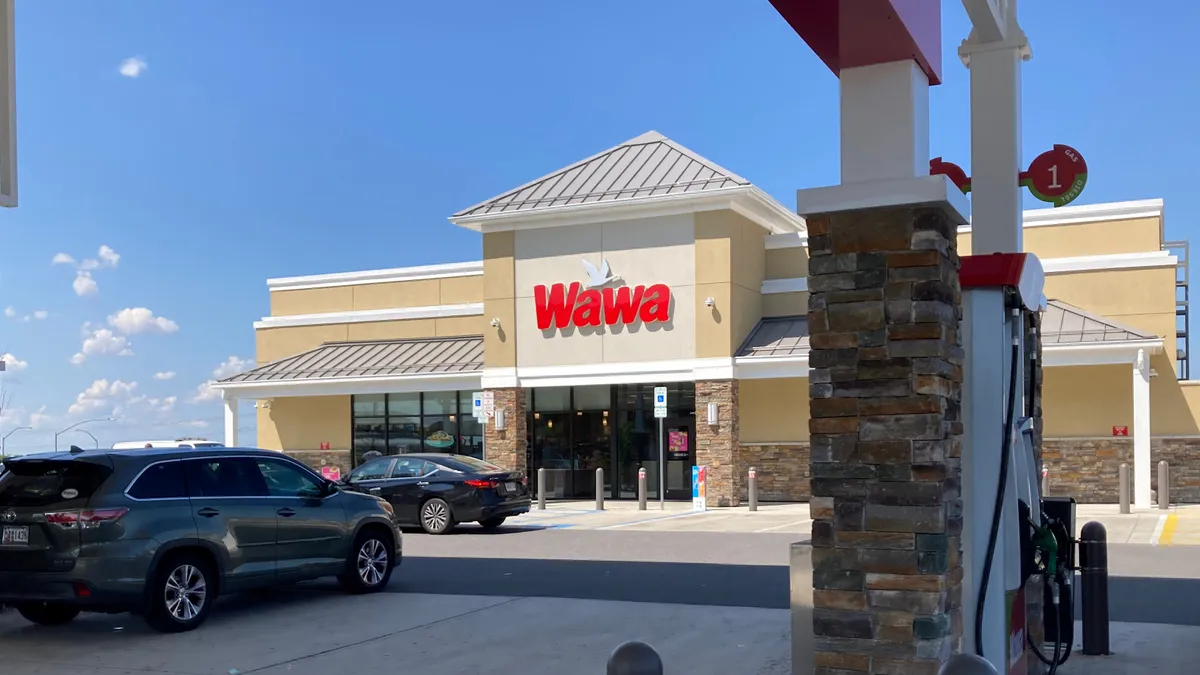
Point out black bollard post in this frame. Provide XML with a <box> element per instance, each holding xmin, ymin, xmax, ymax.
<box><xmin>938</xmin><ymin>654</ymin><xmax>999</xmax><ymax>675</ymax></box>
<box><xmin>1079</xmin><ymin>521</ymin><xmax>1111</xmax><ymax>656</ymax></box>
<box><xmin>607</xmin><ymin>641</ymin><xmax>663</xmax><ymax>675</ymax></box>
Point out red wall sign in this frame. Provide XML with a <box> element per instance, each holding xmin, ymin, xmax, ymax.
<box><xmin>534</xmin><ymin>282</ymin><xmax>670</xmax><ymax>330</ymax></box>
<box><xmin>1112</xmin><ymin>426</ymin><xmax>1129</xmax><ymax>437</ymax></box>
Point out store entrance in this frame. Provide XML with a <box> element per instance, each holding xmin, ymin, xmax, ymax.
<box><xmin>525</xmin><ymin>383</ymin><xmax>695</xmax><ymax>501</ymax></box>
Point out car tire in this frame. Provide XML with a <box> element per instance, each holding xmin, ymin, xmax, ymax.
<box><xmin>340</xmin><ymin>528</ymin><xmax>395</xmax><ymax>594</ymax></box>
<box><xmin>419</xmin><ymin>498</ymin><xmax>455</xmax><ymax>534</ymax></box>
<box><xmin>144</xmin><ymin>553</ymin><xmax>216</xmax><ymax>633</ymax></box>
<box><xmin>16</xmin><ymin>602</ymin><xmax>80</xmax><ymax>626</ymax></box>
<box><xmin>478</xmin><ymin>516</ymin><xmax>507</xmax><ymax>530</ymax></box>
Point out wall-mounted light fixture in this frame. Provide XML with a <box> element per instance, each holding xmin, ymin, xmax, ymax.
<box><xmin>495</xmin><ymin>409</ymin><xmax>506</xmax><ymax>430</ymax></box>
<box><xmin>707</xmin><ymin>401</ymin><xmax>719</xmax><ymax>426</ymax></box>
<box><xmin>705</xmin><ymin>297</ymin><xmax>716</xmax><ymax>308</ymax></box>
<box><xmin>491</xmin><ymin>318</ymin><xmax>501</xmax><ymax>328</ymax></box>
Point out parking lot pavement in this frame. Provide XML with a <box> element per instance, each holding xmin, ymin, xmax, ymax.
<box><xmin>513</xmin><ymin>500</ymin><xmax>812</xmax><ymax>534</ymax></box>
<box><xmin>0</xmin><ymin>590</ymin><xmax>790</xmax><ymax>675</ymax></box>
<box><xmin>1073</xmin><ymin>504</ymin><xmax>1200</xmax><ymax>547</ymax></box>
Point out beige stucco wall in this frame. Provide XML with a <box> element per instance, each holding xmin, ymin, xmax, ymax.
<box><xmin>763</xmin><ymin>292</ymin><xmax>807</xmax><ymax>318</ymax></box>
<box><xmin>1045</xmin><ymin>267</ymin><xmax>1176</xmax><ymax>353</ymax></box>
<box><xmin>256</xmin><ymin>395</ymin><xmax>351</xmax><ymax>451</ymax></box>
<box><xmin>255</xmin><ymin>315</ymin><xmax>486</xmax><ymax>364</ymax></box>
<box><xmin>483</xmin><ymin>231</ymin><xmax>517</xmax><ymax>368</ymax></box>
<box><xmin>765</xmin><ymin>246</ymin><xmax>808</xmax><ymax>280</ymax></box>
<box><xmin>695</xmin><ymin>210</ymin><xmax>765</xmax><ymax>358</ymax></box>
<box><xmin>958</xmin><ymin>216</ymin><xmax>1162</xmax><ymax>258</ymax></box>
<box><xmin>739</xmin><ymin>377</ymin><xmax>810</xmax><ymax>443</ymax></box>
<box><xmin>1043</xmin><ymin>360</ymin><xmax>1200</xmax><ymax>437</ymax></box>
<box><xmin>513</xmin><ymin>214</ymin><xmax>697</xmax><ymax>367</ymax></box>
<box><xmin>269</xmin><ymin>276</ymin><xmax>483</xmax><ymax>316</ymax></box>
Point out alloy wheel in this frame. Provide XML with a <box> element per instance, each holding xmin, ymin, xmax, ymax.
<box><xmin>357</xmin><ymin>538</ymin><xmax>388</xmax><ymax>586</ymax></box>
<box><xmin>164</xmin><ymin>564</ymin><xmax>207</xmax><ymax>622</ymax></box>
<box><xmin>423</xmin><ymin>500</ymin><xmax>449</xmax><ymax>532</ymax></box>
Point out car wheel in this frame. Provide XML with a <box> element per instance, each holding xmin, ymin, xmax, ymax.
<box><xmin>341</xmin><ymin>529</ymin><xmax>395</xmax><ymax>594</ymax></box>
<box><xmin>16</xmin><ymin>602</ymin><xmax>80</xmax><ymax>626</ymax></box>
<box><xmin>478</xmin><ymin>516</ymin><xmax>507</xmax><ymax>530</ymax></box>
<box><xmin>144</xmin><ymin>553</ymin><xmax>216</xmax><ymax>633</ymax></box>
<box><xmin>420</xmin><ymin>498</ymin><xmax>454</xmax><ymax>534</ymax></box>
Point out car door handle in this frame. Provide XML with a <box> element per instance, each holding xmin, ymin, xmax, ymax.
<box><xmin>277</xmin><ymin>508</ymin><xmax>296</xmax><ymax>517</ymax></box>
<box><xmin>417</xmin><ymin>481</ymin><xmax>429</xmax><ymax>486</ymax></box>
<box><xmin>369</xmin><ymin>487</ymin><xmax>382</xmax><ymax>495</ymax></box>
<box><xmin>197</xmin><ymin>507</ymin><xmax>220</xmax><ymax>518</ymax></box>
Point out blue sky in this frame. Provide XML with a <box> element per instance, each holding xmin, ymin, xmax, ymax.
<box><xmin>1</xmin><ymin>1</ymin><xmax>1198</xmax><ymax>454</ymax></box>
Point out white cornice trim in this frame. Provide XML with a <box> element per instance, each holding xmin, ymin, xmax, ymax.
<box><xmin>267</xmin><ymin>261</ymin><xmax>483</xmax><ymax>292</ymax></box>
<box><xmin>959</xmin><ymin>198</ymin><xmax>1164</xmax><ymax>233</ymax></box>
<box><xmin>1042</xmin><ymin>339</ymin><xmax>1165</xmax><ymax>367</ymax></box>
<box><xmin>734</xmin><ymin>355</ymin><xmax>810</xmax><ymax>380</ymax></box>
<box><xmin>450</xmin><ymin>185</ymin><xmax>807</xmax><ymax>236</ymax></box>
<box><xmin>512</xmin><ymin>357</ymin><xmax>735</xmax><ymax>388</ymax></box>
<box><xmin>1041</xmin><ymin>251</ymin><xmax>1177</xmax><ymax>274</ymax></box>
<box><xmin>765</xmin><ymin>232</ymin><xmax>809</xmax><ymax>250</ymax></box>
<box><xmin>214</xmin><ymin>371</ymin><xmax>482</xmax><ymax>399</ymax></box>
<box><xmin>255</xmin><ymin>303</ymin><xmax>484</xmax><ymax>330</ymax></box>
<box><xmin>761</xmin><ymin>277</ymin><xmax>808</xmax><ymax>294</ymax></box>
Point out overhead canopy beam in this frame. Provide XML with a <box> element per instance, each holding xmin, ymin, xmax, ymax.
<box><xmin>961</xmin><ymin>0</ymin><xmax>1008</xmax><ymax>43</ymax></box>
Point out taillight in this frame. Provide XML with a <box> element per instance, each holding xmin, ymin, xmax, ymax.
<box><xmin>45</xmin><ymin>508</ymin><xmax>129</xmax><ymax>529</ymax></box>
<box><xmin>464</xmin><ymin>479</ymin><xmax>494</xmax><ymax>489</ymax></box>
<box><xmin>521</xmin><ymin>475</ymin><xmax>528</xmax><ymax>486</ymax></box>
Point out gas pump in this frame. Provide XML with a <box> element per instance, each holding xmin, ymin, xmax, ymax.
<box><xmin>961</xmin><ymin>253</ymin><xmax>1074</xmax><ymax>675</ymax></box>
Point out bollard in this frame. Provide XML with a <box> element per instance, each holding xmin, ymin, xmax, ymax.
<box><xmin>748</xmin><ymin>466</ymin><xmax>758</xmax><ymax>512</ymax></box>
<box><xmin>1118</xmin><ymin>463</ymin><xmax>1130</xmax><ymax>514</ymax></box>
<box><xmin>596</xmin><ymin>467</ymin><xmax>605</xmax><ymax>511</ymax></box>
<box><xmin>606</xmin><ymin>641</ymin><xmax>663</xmax><ymax>675</ymax></box>
<box><xmin>1041</xmin><ymin>466</ymin><xmax>1049</xmax><ymax>497</ymax></box>
<box><xmin>638</xmin><ymin>467</ymin><xmax>647</xmax><ymax>510</ymax></box>
<box><xmin>1079</xmin><ymin>521</ymin><xmax>1111</xmax><ymax>656</ymax></box>
<box><xmin>938</xmin><ymin>654</ymin><xmax>999</xmax><ymax>675</ymax></box>
<box><xmin>537</xmin><ymin>467</ymin><xmax>546</xmax><ymax>510</ymax></box>
<box><xmin>1159</xmin><ymin>460</ymin><xmax>1170</xmax><ymax>510</ymax></box>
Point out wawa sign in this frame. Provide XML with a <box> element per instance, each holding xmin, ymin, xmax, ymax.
<box><xmin>534</xmin><ymin>259</ymin><xmax>671</xmax><ymax>330</ymax></box>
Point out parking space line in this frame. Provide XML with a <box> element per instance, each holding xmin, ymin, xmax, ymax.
<box><xmin>754</xmin><ymin>519</ymin><xmax>812</xmax><ymax>533</ymax></box>
<box><xmin>1158</xmin><ymin>513</ymin><xmax>1179</xmax><ymax>546</ymax></box>
<box><xmin>596</xmin><ymin>510</ymin><xmax>706</xmax><ymax>530</ymax></box>
<box><xmin>1151</xmin><ymin>514</ymin><xmax>1168</xmax><ymax>546</ymax></box>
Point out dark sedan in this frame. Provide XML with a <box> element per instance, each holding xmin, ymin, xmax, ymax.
<box><xmin>341</xmin><ymin>454</ymin><xmax>529</xmax><ymax>534</ymax></box>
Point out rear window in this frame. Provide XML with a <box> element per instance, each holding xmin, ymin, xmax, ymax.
<box><xmin>0</xmin><ymin>459</ymin><xmax>114</xmax><ymax>507</ymax></box>
<box><xmin>127</xmin><ymin>461</ymin><xmax>188</xmax><ymax>500</ymax></box>
<box><xmin>434</xmin><ymin>455</ymin><xmax>504</xmax><ymax>473</ymax></box>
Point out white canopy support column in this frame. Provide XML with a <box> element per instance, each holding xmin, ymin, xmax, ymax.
<box><xmin>223</xmin><ymin>391</ymin><xmax>240</xmax><ymax>448</ymax></box>
<box><xmin>1133</xmin><ymin>349</ymin><xmax>1152</xmax><ymax>508</ymax></box>
<box><xmin>958</xmin><ymin>0</ymin><xmax>1030</xmax><ymax>255</ymax></box>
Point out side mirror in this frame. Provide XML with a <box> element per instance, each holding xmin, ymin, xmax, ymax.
<box><xmin>324</xmin><ymin>479</ymin><xmax>340</xmax><ymax>495</ymax></box>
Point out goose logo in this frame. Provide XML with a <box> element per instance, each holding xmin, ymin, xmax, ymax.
<box><xmin>533</xmin><ymin>259</ymin><xmax>670</xmax><ymax>331</ymax></box>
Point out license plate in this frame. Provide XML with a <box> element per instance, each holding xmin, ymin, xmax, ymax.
<box><xmin>505</xmin><ymin>482</ymin><xmax>517</xmax><ymax>493</ymax></box>
<box><xmin>1</xmin><ymin>526</ymin><xmax>28</xmax><ymax>545</ymax></box>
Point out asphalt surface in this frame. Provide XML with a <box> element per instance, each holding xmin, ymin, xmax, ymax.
<box><xmin>393</xmin><ymin>527</ymin><xmax>1200</xmax><ymax>625</ymax></box>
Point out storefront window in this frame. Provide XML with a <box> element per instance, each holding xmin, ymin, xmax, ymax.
<box><xmin>350</xmin><ymin>391</ymin><xmax>481</xmax><ymax>465</ymax></box>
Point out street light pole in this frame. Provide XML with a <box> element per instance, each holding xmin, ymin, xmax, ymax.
<box><xmin>74</xmin><ymin>428</ymin><xmax>99</xmax><ymax>449</ymax></box>
<box><xmin>1</xmin><ymin>424</ymin><xmax>31</xmax><ymax>455</ymax></box>
<box><xmin>55</xmin><ymin>418</ymin><xmax>113</xmax><ymax>452</ymax></box>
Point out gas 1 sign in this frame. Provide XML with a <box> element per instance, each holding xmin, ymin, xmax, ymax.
<box><xmin>534</xmin><ymin>282</ymin><xmax>670</xmax><ymax>330</ymax></box>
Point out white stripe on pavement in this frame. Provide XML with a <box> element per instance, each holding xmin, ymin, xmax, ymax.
<box><xmin>597</xmin><ymin>510</ymin><xmax>707</xmax><ymax>530</ymax></box>
<box><xmin>754</xmin><ymin>519</ymin><xmax>813</xmax><ymax>533</ymax></box>
<box><xmin>1151</xmin><ymin>514</ymin><xmax>1168</xmax><ymax>546</ymax></box>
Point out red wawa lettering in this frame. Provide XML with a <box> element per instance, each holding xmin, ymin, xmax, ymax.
<box><xmin>534</xmin><ymin>282</ymin><xmax>670</xmax><ymax>330</ymax></box>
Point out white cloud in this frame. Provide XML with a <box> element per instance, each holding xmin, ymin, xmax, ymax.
<box><xmin>108</xmin><ymin>307</ymin><xmax>179</xmax><ymax>335</ymax></box>
<box><xmin>154</xmin><ymin>371</ymin><xmax>176</xmax><ymax>381</ymax></box>
<box><xmin>32</xmin><ymin>310</ymin><xmax>48</xmax><ymax>320</ymax></box>
<box><xmin>191</xmin><ymin>356</ymin><xmax>253</xmax><ymax>403</ymax></box>
<box><xmin>118</xmin><ymin>56</ymin><xmax>147</xmax><ymax>78</ymax></box>
<box><xmin>3</xmin><ymin>306</ymin><xmax>14</xmax><ymax>317</ymax></box>
<box><xmin>73</xmin><ymin>270</ymin><xmax>98</xmax><ymax>296</ymax></box>
<box><xmin>71</xmin><ymin>328</ymin><xmax>133</xmax><ymax>365</ymax></box>
<box><xmin>180</xmin><ymin>420</ymin><xmax>209</xmax><ymax>429</ymax></box>
<box><xmin>4</xmin><ymin>307</ymin><xmax>49</xmax><ymax>322</ymax></box>
<box><xmin>28</xmin><ymin>405</ymin><xmax>52</xmax><ymax>430</ymax></box>
<box><xmin>98</xmin><ymin>245</ymin><xmax>120</xmax><ymax>268</ymax></box>
<box><xmin>68</xmin><ymin>379</ymin><xmax>138</xmax><ymax>415</ymax></box>
<box><xmin>0</xmin><ymin>353</ymin><xmax>28</xmax><ymax>373</ymax></box>
<box><xmin>52</xmin><ymin>253</ymin><xmax>75</xmax><ymax>265</ymax></box>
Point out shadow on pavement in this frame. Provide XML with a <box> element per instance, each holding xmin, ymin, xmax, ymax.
<box><xmin>1074</xmin><ymin>575</ymin><xmax>1200</xmax><ymax>626</ymax></box>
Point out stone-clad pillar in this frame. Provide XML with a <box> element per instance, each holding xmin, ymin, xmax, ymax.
<box><xmin>696</xmin><ymin>379</ymin><xmax>740</xmax><ymax>507</ymax></box>
<box><xmin>807</xmin><ymin>204</ymin><xmax>965</xmax><ymax>674</ymax></box>
<box><xmin>483</xmin><ymin>388</ymin><xmax>527</xmax><ymax>474</ymax></box>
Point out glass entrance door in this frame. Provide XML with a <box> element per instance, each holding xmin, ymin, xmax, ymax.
<box><xmin>661</xmin><ymin>417</ymin><xmax>695</xmax><ymax>500</ymax></box>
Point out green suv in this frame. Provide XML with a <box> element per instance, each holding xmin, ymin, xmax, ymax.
<box><xmin>0</xmin><ymin>447</ymin><xmax>401</xmax><ymax>632</ymax></box>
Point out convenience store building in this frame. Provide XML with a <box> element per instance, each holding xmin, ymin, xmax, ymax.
<box><xmin>212</xmin><ymin>131</ymin><xmax>1199</xmax><ymax>505</ymax></box>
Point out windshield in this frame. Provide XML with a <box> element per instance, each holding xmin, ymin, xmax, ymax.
<box><xmin>434</xmin><ymin>455</ymin><xmax>505</xmax><ymax>474</ymax></box>
<box><xmin>0</xmin><ymin>459</ymin><xmax>114</xmax><ymax>508</ymax></box>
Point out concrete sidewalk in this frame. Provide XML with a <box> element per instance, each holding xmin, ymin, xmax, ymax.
<box><xmin>1072</xmin><ymin>504</ymin><xmax>1200</xmax><ymax>546</ymax></box>
<box><xmin>1058</xmin><ymin>621</ymin><xmax>1200</xmax><ymax>674</ymax></box>
<box><xmin>513</xmin><ymin>499</ymin><xmax>811</xmax><ymax>534</ymax></box>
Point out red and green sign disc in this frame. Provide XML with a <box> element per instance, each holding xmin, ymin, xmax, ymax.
<box><xmin>1021</xmin><ymin>144</ymin><xmax>1088</xmax><ymax>207</ymax></box>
